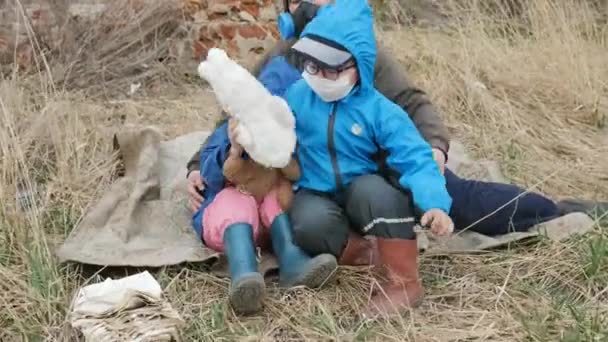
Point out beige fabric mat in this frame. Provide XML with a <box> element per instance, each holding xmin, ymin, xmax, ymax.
<box><xmin>56</xmin><ymin>127</ymin><xmax>594</xmax><ymax>273</ymax></box>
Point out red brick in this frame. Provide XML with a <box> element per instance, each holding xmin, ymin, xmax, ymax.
<box><xmin>193</xmin><ymin>40</ymin><xmax>217</xmax><ymax>60</ymax></box>
<box><xmin>194</xmin><ymin>25</ymin><xmax>217</xmax><ymax>60</ymax></box>
<box><xmin>193</xmin><ymin>41</ymin><xmax>206</xmax><ymax>59</ymax></box>
<box><xmin>241</xmin><ymin>3</ymin><xmax>260</xmax><ymax>18</ymax></box>
<box><xmin>217</xmin><ymin>23</ymin><xmax>237</xmax><ymax>40</ymax></box>
<box><xmin>226</xmin><ymin>39</ymin><xmax>239</xmax><ymax>56</ymax></box>
<box><xmin>237</xmin><ymin>24</ymin><xmax>267</xmax><ymax>39</ymax></box>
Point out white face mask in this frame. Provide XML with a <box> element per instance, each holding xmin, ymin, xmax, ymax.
<box><xmin>302</xmin><ymin>71</ymin><xmax>355</xmax><ymax>102</ymax></box>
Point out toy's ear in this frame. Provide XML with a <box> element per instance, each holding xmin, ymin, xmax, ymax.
<box><xmin>197</xmin><ymin>48</ymin><xmax>228</xmax><ymax>81</ymax></box>
<box><xmin>197</xmin><ymin>60</ymin><xmax>210</xmax><ymax>80</ymax></box>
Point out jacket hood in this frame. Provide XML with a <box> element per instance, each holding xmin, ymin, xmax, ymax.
<box><xmin>300</xmin><ymin>0</ymin><xmax>376</xmax><ymax>93</ymax></box>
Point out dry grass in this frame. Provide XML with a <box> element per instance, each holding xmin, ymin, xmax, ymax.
<box><xmin>1</xmin><ymin>0</ymin><xmax>607</xmax><ymax>341</ymax></box>
<box><xmin>2</xmin><ymin>0</ymin><xmax>193</xmax><ymax>97</ymax></box>
<box><xmin>382</xmin><ymin>0</ymin><xmax>608</xmax><ymax>200</ymax></box>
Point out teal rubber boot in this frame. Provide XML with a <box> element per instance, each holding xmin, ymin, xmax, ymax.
<box><xmin>223</xmin><ymin>223</ymin><xmax>266</xmax><ymax>314</ymax></box>
<box><xmin>270</xmin><ymin>213</ymin><xmax>338</xmax><ymax>288</ymax></box>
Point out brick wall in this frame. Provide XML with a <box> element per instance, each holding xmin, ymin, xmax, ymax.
<box><xmin>182</xmin><ymin>0</ymin><xmax>280</xmax><ymax>63</ymax></box>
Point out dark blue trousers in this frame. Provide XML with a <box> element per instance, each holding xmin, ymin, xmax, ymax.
<box><xmin>445</xmin><ymin>169</ymin><xmax>560</xmax><ymax>235</ymax></box>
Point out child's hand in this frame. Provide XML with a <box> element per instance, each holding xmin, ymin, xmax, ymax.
<box><xmin>280</xmin><ymin>157</ymin><xmax>301</xmax><ymax>181</ymax></box>
<box><xmin>421</xmin><ymin>209</ymin><xmax>454</xmax><ymax>237</ymax></box>
<box><xmin>187</xmin><ymin>170</ymin><xmax>205</xmax><ymax>211</ymax></box>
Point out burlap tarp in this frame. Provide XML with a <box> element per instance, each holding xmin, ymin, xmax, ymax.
<box><xmin>56</xmin><ymin>126</ymin><xmax>594</xmax><ymax>273</ymax></box>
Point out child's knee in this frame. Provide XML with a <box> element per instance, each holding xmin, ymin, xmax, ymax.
<box><xmin>259</xmin><ymin>189</ymin><xmax>284</xmax><ymax>227</ymax></box>
<box><xmin>202</xmin><ymin>187</ymin><xmax>260</xmax><ymax>251</ymax></box>
<box><xmin>214</xmin><ymin>187</ymin><xmax>259</xmax><ymax>222</ymax></box>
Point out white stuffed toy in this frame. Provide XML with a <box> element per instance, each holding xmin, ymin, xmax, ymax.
<box><xmin>197</xmin><ymin>48</ymin><xmax>297</xmax><ymax>168</ymax></box>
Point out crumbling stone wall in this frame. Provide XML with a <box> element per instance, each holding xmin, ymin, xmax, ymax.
<box><xmin>183</xmin><ymin>0</ymin><xmax>281</xmax><ymax>62</ymax></box>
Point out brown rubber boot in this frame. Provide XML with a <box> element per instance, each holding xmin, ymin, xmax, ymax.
<box><xmin>364</xmin><ymin>238</ymin><xmax>424</xmax><ymax>317</ymax></box>
<box><xmin>338</xmin><ymin>233</ymin><xmax>379</xmax><ymax>267</ymax></box>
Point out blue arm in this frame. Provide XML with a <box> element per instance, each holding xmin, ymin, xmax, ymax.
<box><xmin>374</xmin><ymin>104</ymin><xmax>452</xmax><ymax>214</ymax></box>
<box><xmin>199</xmin><ymin>122</ymin><xmax>230</xmax><ymax>197</ymax></box>
<box><xmin>257</xmin><ymin>56</ymin><xmax>302</xmax><ymax>99</ymax></box>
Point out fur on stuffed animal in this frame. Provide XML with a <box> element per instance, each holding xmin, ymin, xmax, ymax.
<box><xmin>197</xmin><ymin>48</ymin><xmax>300</xmax><ymax>210</ymax></box>
<box><xmin>197</xmin><ymin>48</ymin><xmax>296</xmax><ymax>169</ymax></box>
<box><xmin>223</xmin><ymin>144</ymin><xmax>300</xmax><ymax>211</ymax></box>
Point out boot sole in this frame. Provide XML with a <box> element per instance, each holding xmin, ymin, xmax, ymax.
<box><xmin>229</xmin><ymin>272</ymin><xmax>266</xmax><ymax>315</ymax></box>
<box><xmin>280</xmin><ymin>254</ymin><xmax>338</xmax><ymax>289</ymax></box>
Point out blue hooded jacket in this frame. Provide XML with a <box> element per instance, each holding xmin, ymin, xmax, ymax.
<box><xmin>285</xmin><ymin>0</ymin><xmax>452</xmax><ymax>213</ymax></box>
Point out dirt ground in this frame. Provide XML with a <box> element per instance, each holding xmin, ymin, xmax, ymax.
<box><xmin>1</xmin><ymin>0</ymin><xmax>607</xmax><ymax>341</ymax></box>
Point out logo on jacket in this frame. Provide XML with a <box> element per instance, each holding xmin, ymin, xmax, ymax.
<box><xmin>351</xmin><ymin>123</ymin><xmax>363</xmax><ymax>136</ymax></box>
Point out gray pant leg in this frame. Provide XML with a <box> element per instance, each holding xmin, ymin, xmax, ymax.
<box><xmin>344</xmin><ymin>174</ymin><xmax>416</xmax><ymax>240</ymax></box>
<box><xmin>288</xmin><ymin>189</ymin><xmax>350</xmax><ymax>257</ymax></box>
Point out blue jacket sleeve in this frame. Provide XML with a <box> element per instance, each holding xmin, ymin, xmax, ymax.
<box><xmin>374</xmin><ymin>103</ymin><xmax>452</xmax><ymax>214</ymax></box>
<box><xmin>199</xmin><ymin>122</ymin><xmax>230</xmax><ymax>198</ymax></box>
<box><xmin>257</xmin><ymin>56</ymin><xmax>302</xmax><ymax>98</ymax></box>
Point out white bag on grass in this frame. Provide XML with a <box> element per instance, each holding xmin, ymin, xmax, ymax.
<box><xmin>70</xmin><ymin>271</ymin><xmax>184</xmax><ymax>342</ymax></box>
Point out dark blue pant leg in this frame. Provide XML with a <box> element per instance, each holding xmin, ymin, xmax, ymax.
<box><xmin>445</xmin><ymin>169</ymin><xmax>560</xmax><ymax>235</ymax></box>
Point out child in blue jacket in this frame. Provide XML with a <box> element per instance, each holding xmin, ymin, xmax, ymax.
<box><xmin>192</xmin><ymin>56</ymin><xmax>337</xmax><ymax>315</ymax></box>
<box><xmin>284</xmin><ymin>0</ymin><xmax>454</xmax><ymax>315</ymax></box>
<box><xmin>190</xmin><ymin>0</ymin><xmax>573</xmax><ymax>271</ymax></box>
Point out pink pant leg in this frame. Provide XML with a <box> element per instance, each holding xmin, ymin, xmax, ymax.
<box><xmin>259</xmin><ymin>188</ymin><xmax>284</xmax><ymax>229</ymax></box>
<box><xmin>202</xmin><ymin>187</ymin><xmax>260</xmax><ymax>252</ymax></box>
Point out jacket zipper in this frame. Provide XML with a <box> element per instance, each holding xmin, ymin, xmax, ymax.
<box><xmin>327</xmin><ymin>103</ymin><xmax>343</xmax><ymax>191</ymax></box>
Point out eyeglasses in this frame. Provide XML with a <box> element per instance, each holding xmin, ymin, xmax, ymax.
<box><xmin>303</xmin><ymin>59</ymin><xmax>355</xmax><ymax>80</ymax></box>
